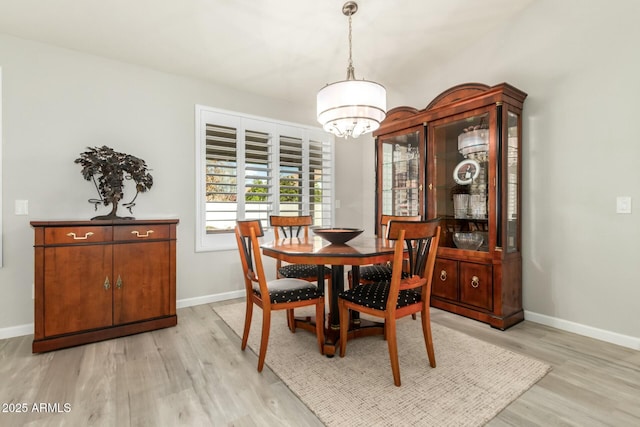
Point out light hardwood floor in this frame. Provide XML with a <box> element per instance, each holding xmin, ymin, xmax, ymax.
<box><xmin>0</xmin><ymin>299</ymin><xmax>638</xmax><ymax>426</ymax></box>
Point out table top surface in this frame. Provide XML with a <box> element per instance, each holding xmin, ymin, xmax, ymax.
<box><xmin>261</xmin><ymin>235</ymin><xmax>396</xmax><ymax>266</ymax></box>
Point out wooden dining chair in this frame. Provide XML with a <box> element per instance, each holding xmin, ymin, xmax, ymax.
<box><xmin>338</xmin><ymin>219</ymin><xmax>441</xmax><ymax>386</ymax></box>
<box><xmin>348</xmin><ymin>214</ymin><xmax>421</xmax><ymax>288</ymax></box>
<box><xmin>270</xmin><ymin>215</ymin><xmax>331</xmax><ymax>330</ymax></box>
<box><xmin>235</xmin><ymin>220</ymin><xmax>325</xmax><ymax>372</ymax></box>
<box><xmin>269</xmin><ymin>215</ymin><xmax>331</xmax><ymax>283</ymax></box>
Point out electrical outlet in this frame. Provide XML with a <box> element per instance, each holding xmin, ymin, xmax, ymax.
<box><xmin>616</xmin><ymin>196</ymin><xmax>632</xmax><ymax>214</ymax></box>
<box><xmin>15</xmin><ymin>200</ymin><xmax>29</xmax><ymax>215</ymax></box>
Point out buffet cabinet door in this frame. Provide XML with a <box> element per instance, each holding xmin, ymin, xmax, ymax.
<box><xmin>459</xmin><ymin>262</ymin><xmax>493</xmax><ymax>311</ymax></box>
<box><xmin>432</xmin><ymin>258</ymin><xmax>458</xmax><ymax>301</ymax></box>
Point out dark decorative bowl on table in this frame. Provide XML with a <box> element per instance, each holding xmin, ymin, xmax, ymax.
<box><xmin>453</xmin><ymin>232</ymin><xmax>484</xmax><ymax>251</ymax></box>
<box><xmin>312</xmin><ymin>228</ymin><xmax>364</xmax><ymax>245</ymax></box>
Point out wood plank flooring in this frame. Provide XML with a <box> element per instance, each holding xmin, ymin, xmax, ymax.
<box><xmin>0</xmin><ymin>299</ymin><xmax>638</xmax><ymax>426</ymax></box>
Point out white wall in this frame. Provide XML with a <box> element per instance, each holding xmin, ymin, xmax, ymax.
<box><xmin>358</xmin><ymin>0</ymin><xmax>640</xmax><ymax>345</ymax></box>
<box><xmin>0</xmin><ymin>33</ymin><xmax>365</xmax><ymax>333</ymax></box>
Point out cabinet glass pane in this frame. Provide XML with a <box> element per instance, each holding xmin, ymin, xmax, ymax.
<box><xmin>433</xmin><ymin>114</ymin><xmax>489</xmax><ymax>252</ymax></box>
<box><xmin>381</xmin><ymin>131</ymin><xmax>420</xmax><ymax>217</ymax></box>
<box><xmin>506</xmin><ymin>111</ymin><xmax>519</xmax><ymax>252</ymax></box>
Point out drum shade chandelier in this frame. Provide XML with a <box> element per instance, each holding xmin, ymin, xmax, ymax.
<box><xmin>317</xmin><ymin>1</ymin><xmax>387</xmax><ymax>139</ymax></box>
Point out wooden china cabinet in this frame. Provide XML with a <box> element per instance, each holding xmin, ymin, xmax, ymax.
<box><xmin>374</xmin><ymin>83</ymin><xmax>527</xmax><ymax>329</ymax></box>
<box><xmin>30</xmin><ymin>219</ymin><xmax>178</xmax><ymax>352</ymax></box>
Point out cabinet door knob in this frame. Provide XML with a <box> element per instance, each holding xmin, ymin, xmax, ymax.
<box><xmin>116</xmin><ymin>275</ymin><xmax>123</xmax><ymax>289</ymax></box>
<box><xmin>131</xmin><ymin>230</ymin><xmax>154</xmax><ymax>238</ymax></box>
<box><xmin>471</xmin><ymin>276</ymin><xmax>480</xmax><ymax>288</ymax></box>
<box><xmin>66</xmin><ymin>232</ymin><xmax>94</xmax><ymax>240</ymax></box>
<box><xmin>440</xmin><ymin>270</ymin><xmax>447</xmax><ymax>281</ymax></box>
<box><xmin>104</xmin><ymin>276</ymin><xmax>110</xmax><ymax>290</ymax></box>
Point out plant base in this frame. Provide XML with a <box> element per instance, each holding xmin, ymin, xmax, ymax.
<box><xmin>91</xmin><ymin>214</ymin><xmax>135</xmax><ymax>220</ymax></box>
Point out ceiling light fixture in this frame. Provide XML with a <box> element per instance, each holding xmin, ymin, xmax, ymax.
<box><xmin>317</xmin><ymin>1</ymin><xmax>387</xmax><ymax>139</ymax></box>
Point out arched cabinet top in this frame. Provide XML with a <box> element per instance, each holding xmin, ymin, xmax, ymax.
<box><xmin>374</xmin><ymin>82</ymin><xmax>527</xmax><ymax>137</ymax></box>
<box><xmin>424</xmin><ymin>83</ymin><xmax>491</xmax><ymax>110</ymax></box>
<box><xmin>382</xmin><ymin>106</ymin><xmax>421</xmax><ymax>124</ymax></box>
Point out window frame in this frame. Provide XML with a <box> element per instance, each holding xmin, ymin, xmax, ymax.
<box><xmin>195</xmin><ymin>105</ymin><xmax>335</xmax><ymax>252</ymax></box>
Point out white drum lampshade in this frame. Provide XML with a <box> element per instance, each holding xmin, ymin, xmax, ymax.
<box><xmin>317</xmin><ymin>79</ymin><xmax>386</xmax><ymax>138</ymax></box>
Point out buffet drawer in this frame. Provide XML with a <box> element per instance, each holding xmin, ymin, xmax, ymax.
<box><xmin>44</xmin><ymin>226</ymin><xmax>112</xmax><ymax>245</ymax></box>
<box><xmin>114</xmin><ymin>224</ymin><xmax>171</xmax><ymax>241</ymax></box>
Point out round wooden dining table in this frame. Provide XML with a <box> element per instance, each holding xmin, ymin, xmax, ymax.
<box><xmin>261</xmin><ymin>234</ymin><xmax>396</xmax><ymax>356</ymax></box>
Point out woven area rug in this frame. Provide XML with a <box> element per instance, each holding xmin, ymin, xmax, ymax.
<box><xmin>214</xmin><ymin>303</ymin><xmax>550</xmax><ymax>427</ymax></box>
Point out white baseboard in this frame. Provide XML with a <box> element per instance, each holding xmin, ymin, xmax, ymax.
<box><xmin>176</xmin><ymin>290</ymin><xmax>245</xmax><ymax>309</ymax></box>
<box><xmin>0</xmin><ymin>290</ymin><xmax>245</xmax><ymax>340</ymax></box>
<box><xmin>525</xmin><ymin>310</ymin><xmax>640</xmax><ymax>351</ymax></box>
<box><xmin>0</xmin><ymin>323</ymin><xmax>33</xmax><ymax>340</ymax></box>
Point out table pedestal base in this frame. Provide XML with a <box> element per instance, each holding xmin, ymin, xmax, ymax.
<box><xmin>292</xmin><ymin>315</ymin><xmax>385</xmax><ymax>357</ymax></box>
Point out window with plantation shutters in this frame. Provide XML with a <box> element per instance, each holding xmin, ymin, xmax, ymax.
<box><xmin>278</xmin><ymin>134</ymin><xmax>304</xmax><ymax>216</ymax></box>
<box><xmin>196</xmin><ymin>105</ymin><xmax>334</xmax><ymax>251</ymax></box>
<box><xmin>205</xmin><ymin>123</ymin><xmax>239</xmax><ymax>230</ymax></box>
<box><xmin>309</xmin><ymin>137</ymin><xmax>332</xmax><ymax>226</ymax></box>
<box><xmin>243</xmin><ymin>129</ymin><xmax>272</xmax><ymax>222</ymax></box>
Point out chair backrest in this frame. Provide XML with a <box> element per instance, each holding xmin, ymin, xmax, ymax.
<box><xmin>235</xmin><ymin>220</ymin><xmax>268</xmax><ymax>299</ymax></box>
<box><xmin>380</xmin><ymin>214</ymin><xmax>421</xmax><ymax>238</ymax></box>
<box><xmin>270</xmin><ymin>215</ymin><xmax>312</xmax><ymax>240</ymax></box>
<box><xmin>387</xmin><ymin>219</ymin><xmax>440</xmax><ymax>278</ymax></box>
<box><xmin>385</xmin><ymin>219</ymin><xmax>441</xmax><ymax>310</ymax></box>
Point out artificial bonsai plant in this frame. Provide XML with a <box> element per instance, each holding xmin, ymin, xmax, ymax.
<box><xmin>75</xmin><ymin>145</ymin><xmax>153</xmax><ymax>220</ymax></box>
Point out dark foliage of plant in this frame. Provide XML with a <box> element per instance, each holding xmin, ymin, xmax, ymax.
<box><xmin>75</xmin><ymin>145</ymin><xmax>153</xmax><ymax>219</ymax></box>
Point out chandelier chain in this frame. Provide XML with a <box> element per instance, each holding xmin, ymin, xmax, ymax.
<box><xmin>347</xmin><ymin>12</ymin><xmax>353</xmax><ymax>76</ymax></box>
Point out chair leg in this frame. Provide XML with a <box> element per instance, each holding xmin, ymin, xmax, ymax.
<box><xmin>241</xmin><ymin>299</ymin><xmax>253</xmax><ymax>351</ymax></box>
<box><xmin>257</xmin><ymin>307</ymin><xmax>271</xmax><ymax>372</ymax></box>
<box><xmin>421</xmin><ymin>307</ymin><xmax>436</xmax><ymax>368</ymax></box>
<box><xmin>315</xmin><ymin>299</ymin><xmax>325</xmax><ymax>355</ymax></box>
<box><xmin>386</xmin><ymin>316</ymin><xmax>401</xmax><ymax>386</ymax></box>
<box><xmin>338</xmin><ymin>299</ymin><xmax>349</xmax><ymax>357</ymax></box>
<box><xmin>286</xmin><ymin>309</ymin><xmax>296</xmax><ymax>333</ymax></box>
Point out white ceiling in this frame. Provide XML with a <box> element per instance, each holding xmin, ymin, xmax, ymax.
<box><xmin>0</xmin><ymin>0</ymin><xmax>535</xmax><ymax>108</ymax></box>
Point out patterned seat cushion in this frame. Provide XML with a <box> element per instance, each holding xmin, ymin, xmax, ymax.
<box><xmin>278</xmin><ymin>264</ymin><xmax>331</xmax><ymax>279</ymax></box>
<box><xmin>338</xmin><ymin>281</ymin><xmax>421</xmax><ymax>310</ymax></box>
<box><xmin>358</xmin><ymin>264</ymin><xmax>410</xmax><ymax>282</ymax></box>
<box><xmin>253</xmin><ymin>278</ymin><xmax>323</xmax><ymax>304</ymax></box>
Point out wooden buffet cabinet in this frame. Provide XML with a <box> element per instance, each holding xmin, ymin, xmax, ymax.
<box><xmin>374</xmin><ymin>83</ymin><xmax>527</xmax><ymax>329</ymax></box>
<box><xmin>31</xmin><ymin>219</ymin><xmax>178</xmax><ymax>352</ymax></box>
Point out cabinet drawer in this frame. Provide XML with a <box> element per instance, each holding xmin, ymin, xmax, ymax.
<box><xmin>432</xmin><ymin>258</ymin><xmax>458</xmax><ymax>301</ymax></box>
<box><xmin>44</xmin><ymin>226</ymin><xmax>112</xmax><ymax>245</ymax></box>
<box><xmin>459</xmin><ymin>262</ymin><xmax>493</xmax><ymax>311</ymax></box>
<box><xmin>114</xmin><ymin>224</ymin><xmax>171</xmax><ymax>241</ymax></box>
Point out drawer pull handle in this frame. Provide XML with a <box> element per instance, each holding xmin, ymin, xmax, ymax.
<box><xmin>116</xmin><ymin>275</ymin><xmax>123</xmax><ymax>289</ymax></box>
<box><xmin>471</xmin><ymin>276</ymin><xmax>480</xmax><ymax>288</ymax></box>
<box><xmin>131</xmin><ymin>230</ymin><xmax>154</xmax><ymax>238</ymax></box>
<box><xmin>440</xmin><ymin>270</ymin><xmax>447</xmax><ymax>281</ymax></box>
<box><xmin>66</xmin><ymin>232</ymin><xmax>94</xmax><ymax>240</ymax></box>
<box><xmin>104</xmin><ymin>276</ymin><xmax>110</xmax><ymax>290</ymax></box>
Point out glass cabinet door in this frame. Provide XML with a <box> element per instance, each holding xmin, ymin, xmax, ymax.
<box><xmin>505</xmin><ymin>110</ymin><xmax>520</xmax><ymax>253</ymax></box>
<box><xmin>377</xmin><ymin>127</ymin><xmax>424</xmax><ymax>229</ymax></box>
<box><xmin>430</xmin><ymin>111</ymin><xmax>491</xmax><ymax>252</ymax></box>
